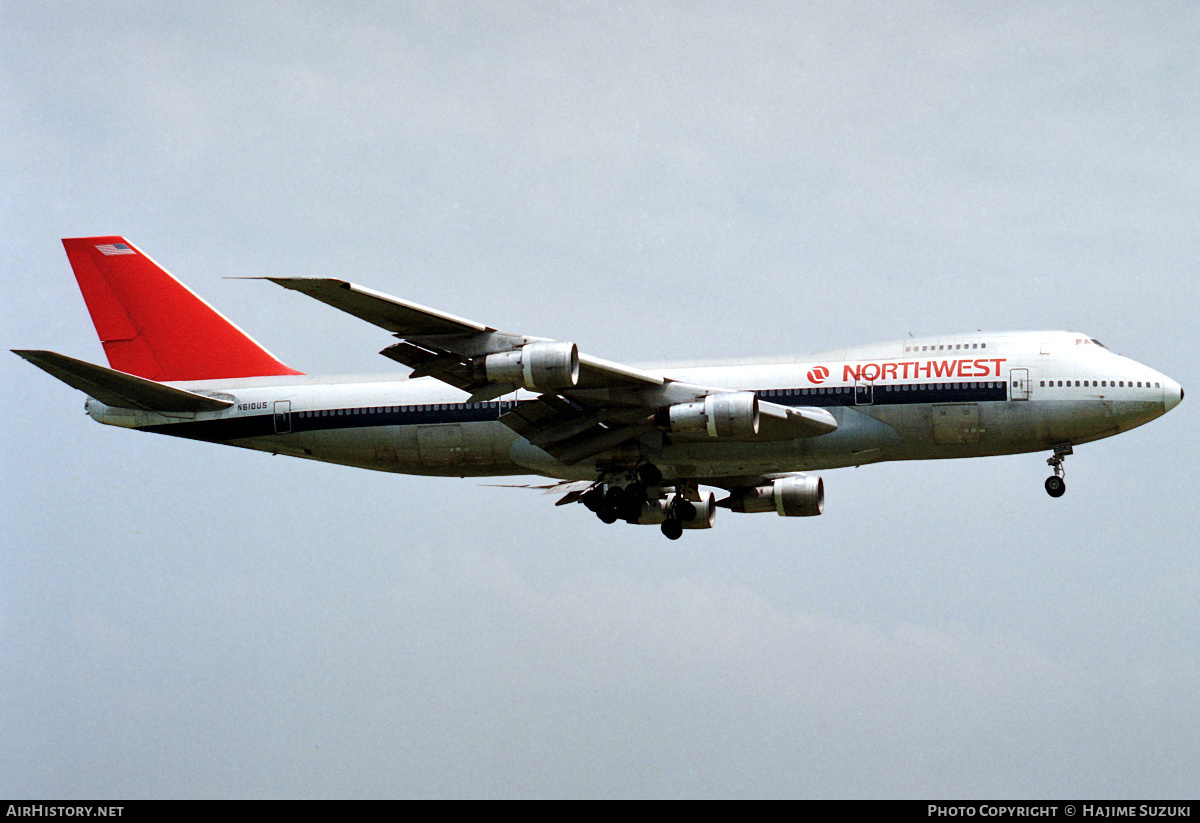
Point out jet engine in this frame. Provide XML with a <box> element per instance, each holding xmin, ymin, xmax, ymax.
<box><xmin>581</xmin><ymin>484</ymin><xmax>717</xmax><ymax>538</ymax></box>
<box><xmin>720</xmin><ymin>476</ymin><xmax>824</xmax><ymax>517</ymax></box>
<box><xmin>631</xmin><ymin>492</ymin><xmax>717</xmax><ymax>529</ymax></box>
<box><xmin>654</xmin><ymin>391</ymin><xmax>760</xmax><ymax>438</ymax></box>
<box><xmin>483</xmin><ymin>342</ymin><xmax>579</xmax><ymax>391</ymax></box>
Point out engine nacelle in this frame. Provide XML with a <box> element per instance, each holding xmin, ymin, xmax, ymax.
<box><xmin>655</xmin><ymin>392</ymin><xmax>760</xmax><ymax>438</ymax></box>
<box><xmin>682</xmin><ymin>491</ymin><xmax>718</xmax><ymax>529</ymax></box>
<box><xmin>632</xmin><ymin>492</ymin><xmax>717</xmax><ymax>529</ymax></box>
<box><xmin>483</xmin><ymin>342</ymin><xmax>579</xmax><ymax>391</ymax></box>
<box><xmin>723</xmin><ymin>476</ymin><xmax>824</xmax><ymax>517</ymax></box>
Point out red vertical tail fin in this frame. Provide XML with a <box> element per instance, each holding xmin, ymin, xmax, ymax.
<box><xmin>62</xmin><ymin>237</ymin><xmax>303</xmax><ymax>382</ymax></box>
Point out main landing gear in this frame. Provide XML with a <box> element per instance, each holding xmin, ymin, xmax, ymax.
<box><xmin>660</xmin><ymin>495</ymin><xmax>697</xmax><ymax>541</ymax></box>
<box><xmin>578</xmin><ymin>463</ymin><xmax>698</xmax><ymax>539</ymax></box>
<box><xmin>1045</xmin><ymin>443</ymin><xmax>1072</xmax><ymax>498</ymax></box>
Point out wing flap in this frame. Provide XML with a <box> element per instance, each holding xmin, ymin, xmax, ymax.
<box><xmin>499</xmin><ymin>395</ymin><xmax>651</xmax><ymax>463</ymax></box>
<box><xmin>499</xmin><ymin>394</ymin><xmax>584</xmax><ymax>442</ymax></box>
<box><xmin>551</xmin><ymin>423</ymin><xmax>654</xmax><ymax>465</ymax></box>
<box><xmin>378</xmin><ymin>342</ymin><xmax>477</xmax><ymax>391</ymax></box>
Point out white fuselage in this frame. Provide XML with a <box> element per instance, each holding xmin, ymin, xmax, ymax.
<box><xmin>85</xmin><ymin>331</ymin><xmax>1182</xmax><ymax>481</ymax></box>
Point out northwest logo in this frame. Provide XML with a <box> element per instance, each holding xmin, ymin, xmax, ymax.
<box><xmin>807</xmin><ymin>366</ymin><xmax>830</xmax><ymax>384</ymax></box>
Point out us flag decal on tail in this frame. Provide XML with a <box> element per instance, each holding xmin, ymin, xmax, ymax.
<box><xmin>94</xmin><ymin>243</ymin><xmax>135</xmax><ymax>256</ymax></box>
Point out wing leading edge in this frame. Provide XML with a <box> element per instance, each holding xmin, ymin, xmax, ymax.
<box><xmin>266</xmin><ymin>277</ymin><xmax>665</xmax><ymax>397</ymax></box>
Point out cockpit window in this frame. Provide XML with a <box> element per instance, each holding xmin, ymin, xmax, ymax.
<box><xmin>1090</xmin><ymin>339</ymin><xmax>1107</xmax><ymax>348</ymax></box>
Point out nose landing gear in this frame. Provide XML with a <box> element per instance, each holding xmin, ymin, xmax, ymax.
<box><xmin>1045</xmin><ymin>443</ymin><xmax>1072</xmax><ymax>498</ymax></box>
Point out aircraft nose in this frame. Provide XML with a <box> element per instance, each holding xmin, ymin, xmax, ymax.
<box><xmin>1164</xmin><ymin>378</ymin><xmax>1184</xmax><ymax>412</ymax></box>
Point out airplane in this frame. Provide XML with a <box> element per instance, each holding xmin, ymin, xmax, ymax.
<box><xmin>15</xmin><ymin>237</ymin><xmax>1184</xmax><ymax>539</ymax></box>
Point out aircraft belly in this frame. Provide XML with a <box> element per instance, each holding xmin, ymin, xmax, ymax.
<box><xmin>412</xmin><ymin>422</ymin><xmax>513</xmax><ymax>475</ymax></box>
<box><xmin>857</xmin><ymin>402</ymin><xmax>1020</xmax><ymax>461</ymax></box>
<box><xmin>998</xmin><ymin>399</ymin><xmax>1140</xmax><ymax>448</ymax></box>
<box><xmin>395</xmin><ymin>420</ymin><xmax>521</xmax><ymax>476</ymax></box>
<box><xmin>252</xmin><ymin>420</ymin><xmax>522</xmax><ymax>477</ymax></box>
<box><xmin>659</xmin><ymin>406</ymin><xmax>903</xmax><ymax>476</ymax></box>
<box><xmin>932</xmin><ymin>403</ymin><xmax>982</xmax><ymax>445</ymax></box>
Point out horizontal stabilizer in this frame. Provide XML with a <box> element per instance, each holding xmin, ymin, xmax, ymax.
<box><xmin>13</xmin><ymin>350</ymin><xmax>233</xmax><ymax>412</ymax></box>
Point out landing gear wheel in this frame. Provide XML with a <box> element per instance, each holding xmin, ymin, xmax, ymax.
<box><xmin>1044</xmin><ymin>443</ymin><xmax>1072</xmax><ymax>499</ymax></box>
<box><xmin>661</xmin><ymin>519</ymin><xmax>683</xmax><ymax>540</ymax></box>
<box><xmin>597</xmin><ymin>506</ymin><xmax>619</xmax><ymax>524</ymax></box>
<box><xmin>580</xmin><ymin>487</ymin><xmax>605</xmax><ymax>512</ymax></box>
<box><xmin>675</xmin><ymin>498</ymin><xmax>697</xmax><ymax>523</ymax></box>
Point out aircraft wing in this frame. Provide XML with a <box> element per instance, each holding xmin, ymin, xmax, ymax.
<box><xmin>266</xmin><ymin>277</ymin><xmax>664</xmax><ymax>396</ymax></box>
<box><xmin>265</xmin><ymin>278</ymin><xmax>492</xmax><ymax>336</ymax></box>
<box><xmin>267</xmin><ymin>277</ymin><xmax>835</xmax><ymax>464</ymax></box>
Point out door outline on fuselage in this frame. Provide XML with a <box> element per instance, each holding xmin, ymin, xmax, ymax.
<box><xmin>1009</xmin><ymin>368</ymin><xmax>1031</xmax><ymax>401</ymax></box>
<box><xmin>273</xmin><ymin>400</ymin><xmax>292</xmax><ymax>433</ymax></box>
<box><xmin>855</xmin><ymin>381</ymin><xmax>873</xmax><ymax>406</ymax></box>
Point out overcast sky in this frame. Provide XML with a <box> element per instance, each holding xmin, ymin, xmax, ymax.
<box><xmin>2</xmin><ymin>1</ymin><xmax>1197</xmax><ymax>798</ymax></box>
